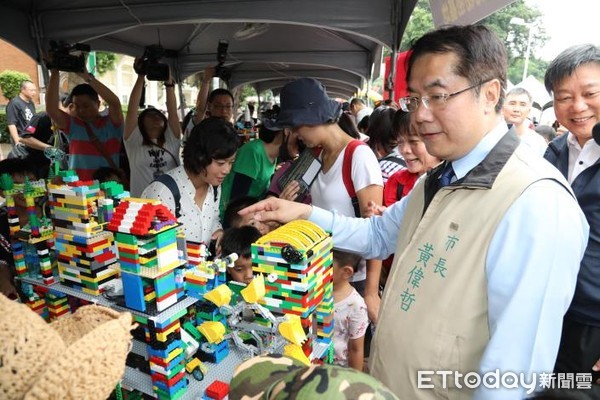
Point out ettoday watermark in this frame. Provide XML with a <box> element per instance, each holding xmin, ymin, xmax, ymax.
<box><xmin>418</xmin><ymin>370</ymin><xmax>593</xmax><ymax>394</ymax></box>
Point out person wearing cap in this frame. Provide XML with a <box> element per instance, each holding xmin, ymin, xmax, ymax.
<box><xmin>240</xmin><ymin>25</ymin><xmax>588</xmax><ymax>400</ymax></box>
<box><xmin>271</xmin><ymin>78</ymin><xmax>383</xmax><ymax>324</ymax></box>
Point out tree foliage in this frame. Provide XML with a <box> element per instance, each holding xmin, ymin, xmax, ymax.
<box><xmin>399</xmin><ymin>0</ymin><xmax>549</xmax><ymax>82</ymax></box>
<box><xmin>95</xmin><ymin>52</ymin><xmax>116</xmax><ymax>75</ymax></box>
<box><xmin>0</xmin><ymin>70</ymin><xmax>32</xmax><ymax>100</ymax></box>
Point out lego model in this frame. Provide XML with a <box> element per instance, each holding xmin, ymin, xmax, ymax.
<box><xmin>47</xmin><ymin>171</ymin><xmax>120</xmax><ymax>295</ymax></box>
<box><xmin>107</xmin><ymin>197</ymin><xmax>185</xmax><ymax>313</ymax></box>
<box><xmin>1</xmin><ymin>174</ymin><xmax>54</xmax><ymax>284</ymax></box>
<box><xmin>108</xmin><ymin>197</ymin><xmax>190</xmax><ymax>400</ymax></box>
<box><xmin>251</xmin><ymin>220</ymin><xmax>334</xmax><ymax>362</ymax></box>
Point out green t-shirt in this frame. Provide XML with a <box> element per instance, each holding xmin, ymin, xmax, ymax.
<box><xmin>220</xmin><ymin>139</ymin><xmax>276</xmax><ymax>213</ymax></box>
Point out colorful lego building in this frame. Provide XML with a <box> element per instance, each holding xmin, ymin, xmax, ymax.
<box><xmin>107</xmin><ymin>197</ymin><xmax>188</xmax><ymax>400</ymax></box>
<box><xmin>47</xmin><ymin>171</ymin><xmax>119</xmax><ymax>295</ymax></box>
<box><xmin>251</xmin><ymin>220</ymin><xmax>334</xmax><ymax>362</ymax></box>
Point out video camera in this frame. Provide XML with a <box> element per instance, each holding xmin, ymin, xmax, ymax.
<box><xmin>135</xmin><ymin>45</ymin><xmax>172</xmax><ymax>81</ymax></box>
<box><xmin>214</xmin><ymin>40</ymin><xmax>231</xmax><ymax>81</ymax></box>
<box><xmin>46</xmin><ymin>40</ymin><xmax>91</xmax><ymax>73</ymax></box>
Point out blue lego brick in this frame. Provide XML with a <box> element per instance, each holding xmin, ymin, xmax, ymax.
<box><xmin>151</xmin><ymin>308</ymin><xmax>187</xmax><ymax>330</ymax></box>
<box><xmin>122</xmin><ymin>272</ymin><xmax>146</xmax><ymax>312</ymax></box>
<box><xmin>147</xmin><ymin>340</ymin><xmax>179</xmax><ymax>359</ymax></box>
<box><xmin>155</xmin><ymin>272</ymin><xmax>176</xmax><ymax>297</ymax></box>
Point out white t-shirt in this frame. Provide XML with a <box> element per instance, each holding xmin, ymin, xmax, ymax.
<box><xmin>141</xmin><ymin>166</ymin><xmax>222</xmax><ymax>244</ymax></box>
<box><xmin>124</xmin><ymin>126</ymin><xmax>181</xmax><ymax>197</ymax></box>
<box><xmin>333</xmin><ymin>287</ymin><xmax>368</xmax><ymax>367</ymax></box>
<box><xmin>311</xmin><ymin>144</ymin><xmax>383</xmax><ymax>281</ymax></box>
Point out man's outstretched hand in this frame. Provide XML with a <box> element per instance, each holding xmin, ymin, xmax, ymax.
<box><xmin>238</xmin><ymin>197</ymin><xmax>312</xmax><ymax>225</ymax></box>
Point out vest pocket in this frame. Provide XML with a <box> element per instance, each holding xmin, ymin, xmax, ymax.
<box><xmin>432</xmin><ymin>332</ymin><xmax>464</xmax><ymax>400</ymax></box>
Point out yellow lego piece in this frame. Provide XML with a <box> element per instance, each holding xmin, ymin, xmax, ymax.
<box><xmin>240</xmin><ymin>273</ymin><xmax>266</xmax><ymax>304</ymax></box>
<box><xmin>283</xmin><ymin>343</ymin><xmax>311</xmax><ymax>366</ymax></box>
<box><xmin>278</xmin><ymin>314</ymin><xmax>306</xmax><ymax>346</ymax></box>
<box><xmin>203</xmin><ymin>284</ymin><xmax>232</xmax><ymax>307</ymax></box>
<box><xmin>165</xmin><ymin>347</ymin><xmax>183</xmax><ymax>363</ymax></box>
<box><xmin>198</xmin><ymin>321</ymin><xmax>226</xmax><ymax>344</ymax></box>
<box><xmin>156</xmin><ymin>321</ymin><xmax>181</xmax><ymax>342</ymax></box>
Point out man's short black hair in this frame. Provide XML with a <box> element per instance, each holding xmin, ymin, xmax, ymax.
<box><xmin>70</xmin><ymin>83</ymin><xmax>99</xmax><ymax>102</ymax></box>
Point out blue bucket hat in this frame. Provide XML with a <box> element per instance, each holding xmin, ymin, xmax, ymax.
<box><xmin>265</xmin><ymin>78</ymin><xmax>342</xmax><ymax>129</ymax></box>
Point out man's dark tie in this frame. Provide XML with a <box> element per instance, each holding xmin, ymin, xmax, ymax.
<box><xmin>439</xmin><ymin>162</ymin><xmax>455</xmax><ymax>188</ymax></box>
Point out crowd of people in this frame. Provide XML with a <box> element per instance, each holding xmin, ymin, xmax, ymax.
<box><xmin>1</xmin><ymin>22</ymin><xmax>599</xmax><ymax>400</ymax></box>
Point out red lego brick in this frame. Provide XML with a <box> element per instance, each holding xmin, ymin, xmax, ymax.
<box><xmin>205</xmin><ymin>380</ymin><xmax>229</xmax><ymax>400</ymax></box>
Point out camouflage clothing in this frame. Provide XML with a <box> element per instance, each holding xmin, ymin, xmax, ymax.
<box><xmin>230</xmin><ymin>354</ymin><xmax>399</xmax><ymax>400</ymax></box>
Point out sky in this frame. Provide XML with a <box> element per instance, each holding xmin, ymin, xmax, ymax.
<box><xmin>525</xmin><ymin>0</ymin><xmax>596</xmax><ymax>61</ymax></box>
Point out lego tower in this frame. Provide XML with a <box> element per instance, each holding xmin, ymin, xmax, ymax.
<box><xmin>251</xmin><ymin>220</ymin><xmax>334</xmax><ymax>361</ymax></box>
<box><xmin>47</xmin><ymin>171</ymin><xmax>119</xmax><ymax>295</ymax></box>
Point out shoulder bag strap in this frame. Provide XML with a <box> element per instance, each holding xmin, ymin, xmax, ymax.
<box><xmin>83</xmin><ymin>122</ymin><xmax>119</xmax><ymax>170</ymax></box>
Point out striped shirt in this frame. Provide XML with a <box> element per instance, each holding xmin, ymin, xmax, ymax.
<box><xmin>65</xmin><ymin>115</ymin><xmax>123</xmax><ymax>181</ymax></box>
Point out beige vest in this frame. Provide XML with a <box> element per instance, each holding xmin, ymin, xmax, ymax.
<box><xmin>370</xmin><ymin>137</ymin><xmax>562</xmax><ymax>400</ymax></box>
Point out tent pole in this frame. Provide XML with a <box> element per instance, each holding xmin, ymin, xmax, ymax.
<box><xmin>31</xmin><ymin>12</ymin><xmax>49</xmax><ymax>89</ymax></box>
<box><xmin>387</xmin><ymin>0</ymin><xmax>401</xmax><ymax>101</ymax></box>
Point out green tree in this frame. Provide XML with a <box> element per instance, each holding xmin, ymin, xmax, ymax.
<box><xmin>399</xmin><ymin>0</ymin><xmax>549</xmax><ymax>81</ymax></box>
<box><xmin>400</xmin><ymin>0</ymin><xmax>433</xmax><ymax>51</ymax></box>
<box><xmin>95</xmin><ymin>52</ymin><xmax>116</xmax><ymax>75</ymax></box>
<box><xmin>0</xmin><ymin>70</ymin><xmax>31</xmax><ymax>100</ymax></box>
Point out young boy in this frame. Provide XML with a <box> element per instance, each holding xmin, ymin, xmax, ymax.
<box><xmin>333</xmin><ymin>249</ymin><xmax>369</xmax><ymax>371</ymax></box>
<box><xmin>219</xmin><ymin>225</ymin><xmax>261</xmax><ymax>285</ymax></box>
<box><xmin>222</xmin><ymin>195</ymin><xmax>273</xmax><ymax>235</ymax></box>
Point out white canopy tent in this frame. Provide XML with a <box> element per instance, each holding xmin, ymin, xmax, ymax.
<box><xmin>0</xmin><ymin>0</ymin><xmax>418</xmax><ymax>99</ymax></box>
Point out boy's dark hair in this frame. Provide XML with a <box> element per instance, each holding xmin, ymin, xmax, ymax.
<box><xmin>0</xmin><ymin>158</ymin><xmax>38</xmax><ymax>180</ymax></box>
<box><xmin>184</xmin><ymin>117</ymin><xmax>239</xmax><ymax>175</ymax></box>
<box><xmin>93</xmin><ymin>167</ymin><xmax>126</xmax><ymax>184</ymax></box>
<box><xmin>333</xmin><ymin>249</ymin><xmax>362</xmax><ymax>273</ymax></box>
<box><xmin>223</xmin><ymin>196</ymin><xmax>259</xmax><ymax>229</ymax></box>
<box><xmin>70</xmin><ymin>83</ymin><xmax>99</xmax><ymax>102</ymax></box>
<box><xmin>220</xmin><ymin>226</ymin><xmax>261</xmax><ymax>259</ymax></box>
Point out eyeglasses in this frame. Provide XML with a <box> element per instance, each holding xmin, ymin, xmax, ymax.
<box><xmin>212</xmin><ymin>104</ymin><xmax>233</xmax><ymax>110</ymax></box>
<box><xmin>399</xmin><ymin>79</ymin><xmax>492</xmax><ymax>113</ymax></box>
